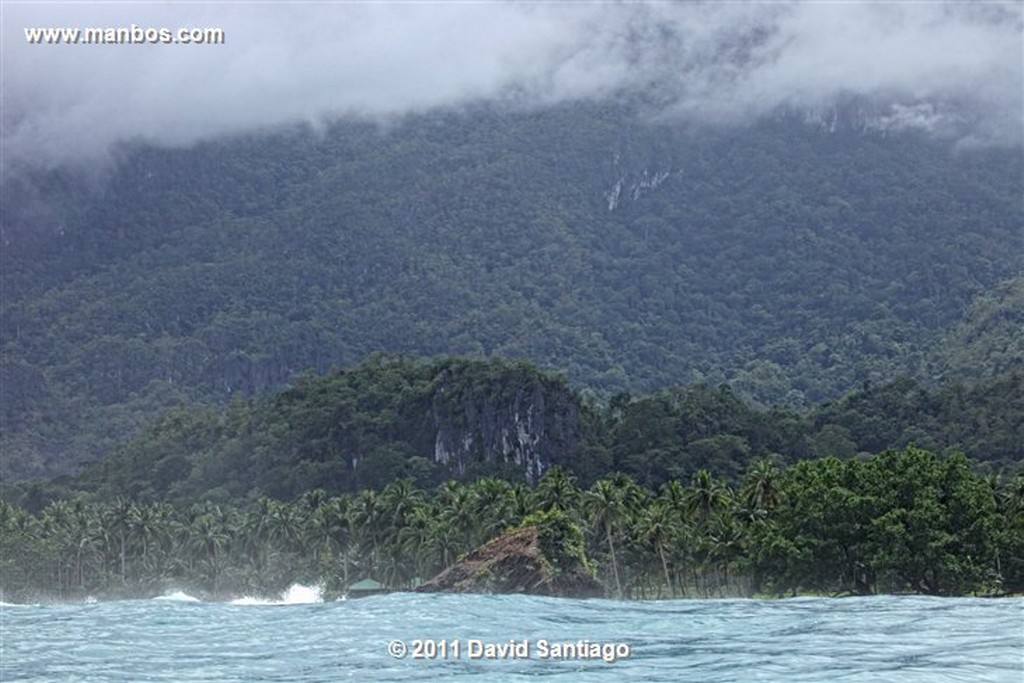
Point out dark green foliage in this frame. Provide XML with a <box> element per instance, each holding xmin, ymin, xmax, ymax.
<box><xmin>3</xmin><ymin>104</ymin><xmax>1021</xmax><ymax>480</ymax></box>
<box><xmin>519</xmin><ymin>507</ymin><xmax>590</xmax><ymax>576</ymax></box>
<box><xmin>606</xmin><ymin>384</ymin><xmax>790</xmax><ymax>488</ymax></box>
<box><xmin>926</xmin><ymin>274</ymin><xmax>1024</xmax><ymax>384</ymax></box>
<box><xmin>813</xmin><ymin>370</ymin><xmax>1024</xmax><ymax>470</ymax></box>
<box><xmin>6</xmin><ymin>356</ymin><xmax>1020</xmax><ymax>513</ymax></box>
<box><xmin>995</xmin><ymin>474</ymin><xmax>1024</xmax><ymax>591</ymax></box>
<box><xmin>52</xmin><ymin>356</ymin><xmax>582</xmax><ymax>505</ymax></box>
<box><xmin>755</xmin><ymin>448</ymin><xmax>1005</xmax><ymax>596</ymax></box>
<box><xmin>1</xmin><ymin>447</ymin><xmax>1017</xmax><ymax>602</ymax></box>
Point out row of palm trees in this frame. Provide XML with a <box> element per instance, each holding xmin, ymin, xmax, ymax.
<box><xmin>1</xmin><ymin>465</ymin><xmax>779</xmax><ymax>601</ymax></box>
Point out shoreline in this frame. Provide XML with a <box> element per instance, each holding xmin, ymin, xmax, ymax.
<box><xmin>4</xmin><ymin>588</ymin><xmax>1020</xmax><ymax>607</ymax></box>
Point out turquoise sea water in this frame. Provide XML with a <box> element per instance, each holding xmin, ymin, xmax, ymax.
<box><xmin>2</xmin><ymin>590</ymin><xmax>1021</xmax><ymax>682</ymax></box>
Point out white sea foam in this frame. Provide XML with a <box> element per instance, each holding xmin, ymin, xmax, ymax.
<box><xmin>281</xmin><ymin>583</ymin><xmax>322</xmax><ymax>604</ymax></box>
<box><xmin>229</xmin><ymin>595</ymin><xmax>277</xmax><ymax>606</ymax></box>
<box><xmin>153</xmin><ymin>590</ymin><xmax>201</xmax><ymax>602</ymax></box>
<box><xmin>229</xmin><ymin>583</ymin><xmax>323</xmax><ymax>606</ymax></box>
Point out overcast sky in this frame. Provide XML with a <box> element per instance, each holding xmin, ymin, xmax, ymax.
<box><xmin>2</xmin><ymin>2</ymin><xmax>1021</xmax><ymax>170</ymax></box>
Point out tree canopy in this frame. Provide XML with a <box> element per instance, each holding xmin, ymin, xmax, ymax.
<box><xmin>3</xmin><ymin>104</ymin><xmax>1021</xmax><ymax>481</ymax></box>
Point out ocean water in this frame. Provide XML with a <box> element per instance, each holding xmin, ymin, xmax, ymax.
<box><xmin>2</xmin><ymin>589</ymin><xmax>1021</xmax><ymax>682</ymax></box>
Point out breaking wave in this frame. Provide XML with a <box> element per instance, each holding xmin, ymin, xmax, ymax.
<box><xmin>229</xmin><ymin>583</ymin><xmax>323</xmax><ymax>606</ymax></box>
<box><xmin>153</xmin><ymin>590</ymin><xmax>201</xmax><ymax>602</ymax></box>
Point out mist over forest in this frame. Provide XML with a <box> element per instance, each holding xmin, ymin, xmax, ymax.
<box><xmin>1</xmin><ymin>3</ymin><xmax>1022</xmax><ymax>601</ymax></box>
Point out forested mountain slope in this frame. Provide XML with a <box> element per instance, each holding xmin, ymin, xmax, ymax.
<box><xmin>10</xmin><ymin>357</ymin><xmax>1019</xmax><ymax>511</ymax></box>
<box><xmin>925</xmin><ymin>274</ymin><xmax>1024</xmax><ymax>384</ymax></box>
<box><xmin>2</xmin><ymin>103</ymin><xmax>1022</xmax><ymax>480</ymax></box>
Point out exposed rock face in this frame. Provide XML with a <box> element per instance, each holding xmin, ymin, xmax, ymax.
<box><xmin>430</xmin><ymin>364</ymin><xmax>581</xmax><ymax>484</ymax></box>
<box><xmin>416</xmin><ymin>526</ymin><xmax>604</xmax><ymax>598</ymax></box>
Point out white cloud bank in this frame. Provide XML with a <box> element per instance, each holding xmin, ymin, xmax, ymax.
<box><xmin>2</xmin><ymin>2</ymin><xmax>1021</xmax><ymax>170</ymax></box>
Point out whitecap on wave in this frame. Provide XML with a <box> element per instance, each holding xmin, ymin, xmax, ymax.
<box><xmin>229</xmin><ymin>595</ymin><xmax>277</xmax><ymax>606</ymax></box>
<box><xmin>153</xmin><ymin>590</ymin><xmax>201</xmax><ymax>602</ymax></box>
<box><xmin>229</xmin><ymin>583</ymin><xmax>323</xmax><ymax>606</ymax></box>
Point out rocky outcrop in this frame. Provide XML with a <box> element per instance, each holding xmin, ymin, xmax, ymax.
<box><xmin>416</xmin><ymin>525</ymin><xmax>603</xmax><ymax>598</ymax></box>
<box><xmin>430</xmin><ymin>363</ymin><xmax>581</xmax><ymax>484</ymax></box>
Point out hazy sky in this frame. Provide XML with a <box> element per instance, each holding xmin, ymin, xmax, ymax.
<box><xmin>2</xmin><ymin>2</ymin><xmax>1021</xmax><ymax>170</ymax></box>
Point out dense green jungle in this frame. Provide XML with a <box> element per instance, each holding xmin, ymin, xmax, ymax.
<box><xmin>1</xmin><ymin>357</ymin><xmax>1022</xmax><ymax>600</ymax></box>
<box><xmin>2</xmin><ymin>103</ymin><xmax>1021</xmax><ymax>481</ymax></box>
<box><xmin>1</xmin><ymin>102</ymin><xmax>1022</xmax><ymax>601</ymax></box>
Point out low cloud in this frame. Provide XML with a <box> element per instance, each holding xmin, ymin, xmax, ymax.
<box><xmin>2</xmin><ymin>2</ymin><xmax>1021</xmax><ymax>170</ymax></box>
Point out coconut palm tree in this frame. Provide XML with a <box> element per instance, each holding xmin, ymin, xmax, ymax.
<box><xmin>708</xmin><ymin>513</ymin><xmax>744</xmax><ymax>595</ymax></box>
<box><xmin>350</xmin><ymin>489</ymin><xmax>381</xmax><ymax>572</ymax></box>
<box><xmin>129</xmin><ymin>503</ymin><xmax>166</xmax><ymax>570</ymax></box>
<box><xmin>67</xmin><ymin>500</ymin><xmax>101</xmax><ymax>590</ymax></box>
<box><xmin>378</xmin><ymin>480</ymin><xmax>426</xmax><ymax>585</ymax></box>
<box><xmin>687</xmin><ymin>470</ymin><xmax>731</xmax><ymax>526</ymax></box>
<box><xmin>435</xmin><ymin>481</ymin><xmax>478</xmax><ymax>559</ymax></box>
<box><xmin>397</xmin><ymin>506</ymin><xmax>435</xmax><ymax>585</ymax></box>
<box><xmin>104</xmin><ymin>498</ymin><xmax>137</xmax><ymax>585</ymax></box>
<box><xmin>534</xmin><ymin>467</ymin><xmax>582</xmax><ymax>514</ymax></box>
<box><xmin>469</xmin><ymin>477</ymin><xmax>517</xmax><ymax>545</ymax></box>
<box><xmin>186</xmin><ymin>512</ymin><xmax>230</xmax><ymax>593</ymax></box>
<box><xmin>639</xmin><ymin>501</ymin><xmax>677</xmax><ymax>597</ymax></box>
<box><xmin>741</xmin><ymin>458</ymin><xmax>782</xmax><ymax>518</ymax></box>
<box><xmin>588</xmin><ymin>479</ymin><xmax>625</xmax><ymax>598</ymax></box>
<box><xmin>267</xmin><ymin>500</ymin><xmax>304</xmax><ymax>557</ymax></box>
<box><xmin>242</xmin><ymin>497</ymin><xmax>277</xmax><ymax>576</ymax></box>
<box><xmin>41</xmin><ymin>500</ymin><xmax>75</xmax><ymax>594</ymax></box>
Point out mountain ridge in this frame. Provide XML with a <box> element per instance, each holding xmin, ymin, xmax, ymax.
<box><xmin>2</xmin><ymin>103</ymin><xmax>1021</xmax><ymax>480</ymax></box>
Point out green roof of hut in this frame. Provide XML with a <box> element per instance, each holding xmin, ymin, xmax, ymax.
<box><xmin>348</xmin><ymin>578</ymin><xmax>385</xmax><ymax>591</ymax></box>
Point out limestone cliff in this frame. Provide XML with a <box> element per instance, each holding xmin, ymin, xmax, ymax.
<box><xmin>429</xmin><ymin>362</ymin><xmax>581</xmax><ymax>484</ymax></box>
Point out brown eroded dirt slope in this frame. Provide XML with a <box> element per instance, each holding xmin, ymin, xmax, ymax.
<box><xmin>416</xmin><ymin>526</ymin><xmax>603</xmax><ymax>598</ymax></box>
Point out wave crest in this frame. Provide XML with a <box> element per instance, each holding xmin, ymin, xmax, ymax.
<box><xmin>230</xmin><ymin>583</ymin><xmax>323</xmax><ymax>606</ymax></box>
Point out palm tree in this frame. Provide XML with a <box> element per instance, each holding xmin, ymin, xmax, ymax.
<box><xmin>105</xmin><ymin>498</ymin><xmax>137</xmax><ymax>585</ymax></box>
<box><xmin>187</xmin><ymin>513</ymin><xmax>230</xmax><ymax>593</ymax></box>
<box><xmin>242</xmin><ymin>497</ymin><xmax>277</xmax><ymax>575</ymax></box>
<box><xmin>129</xmin><ymin>503</ymin><xmax>166</xmax><ymax>570</ymax></box>
<box><xmin>299</xmin><ymin>489</ymin><xmax>329</xmax><ymax>515</ymax></box>
<box><xmin>378</xmin><ymin>480</ymin><xmax>426</xmax><ymax>585</ymax></box>
<box><xmin>687</xmin><ymin>470</ymin><xmax>730</xmax><ymax>526</ymax></box>
<box><xmin>267</xmin><ymin>500</ymin><xmax>304</xmax><ymax>556</ymax></box>
<box><xmin>307</xmin><ymin>497</ymin><xmax>346</xmax><ymax>566</ymax></box>
<box><xmin>741</xmin><ymin>459</ymin><xmax>782</xmax><ymax>518</ymax></box>
<box><xmin>708</xmin><ymin>513</ymin><xmax>744</xmax><ymax>595</ymax></box>
<box><xmin>437</xmin><ymin>483</ymin><xmax>477</xmax><ymax>561</ymax></box>
<box><xmin>639</xmin><ymin>502</ymin><xmax>677</xmax><ymax>597</ymax></box>
<box><xmin>657</xmin><ymin>481</ymin><xmax>693</xmax><ymax>595</ymax></box>
<box><xmin>588</xmin><ymin>479</ymin><xmax>625</xmax><ymax>598</ymax></box>
<box><xmin>397</xmin><ymin>507</ymin><xmax>435</xmax><ymax>585</ymax></box>
<box><xmin>351</xmin><ymin>489</ymin><xmax>381</xmax><ymax>573</ymax></box>
<box><xmin>508</xmin><ymin>484</ymin><xmax>534</xmax><ymax>523</ymax></box>
<box><xmin>379</xmin><ymin>480</ymin><xmax>424</xmax><ymax>533</ymax></box>
<box><xmin>534</xmin><ymin>467</ymin><xmax>581</xmax><ymax>514</ymax></box>
<box><xmin>468</xmin><ymin>478</ymin><xmax>516</xmax><ymax>546</ymax></box>
<box><xmin>68</xmin><ymin>501</ymin><xmax>101</xmax><ymax>590</ymax></box>
<box><xmin>660</xmin><ymin>480</ymin><xmax>688</xmax><ymax>519</ymax></box>
<box><xmin>41</xmin><ymin>500</ymin><xmax>74</xmax><ymax>594</ymax></box>
<box><xmin>426</xmin><ymin>513</ymin><xmax>460</xmax><ymax>572</ymax></box>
